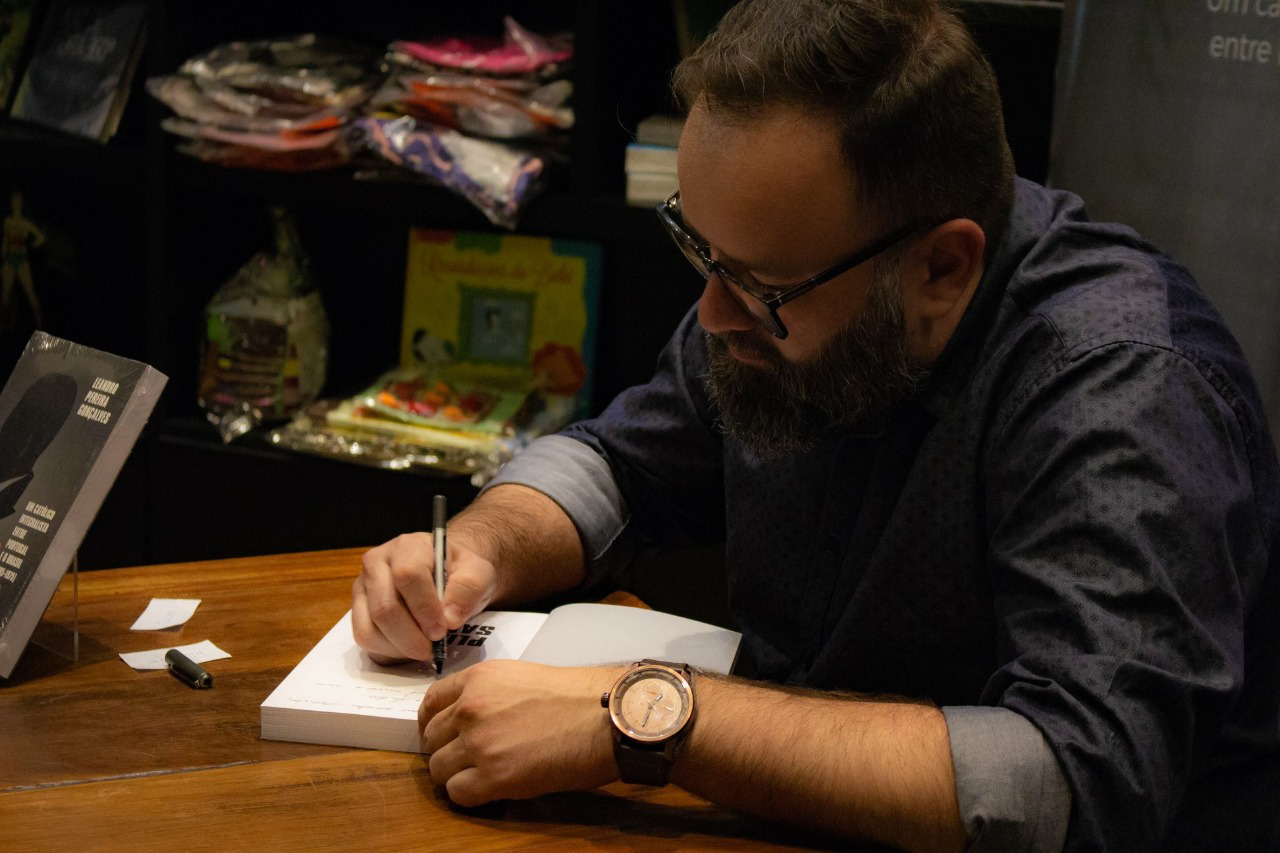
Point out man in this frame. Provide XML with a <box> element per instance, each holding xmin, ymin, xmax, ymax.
<box><xmin>353</xmin><ymin>1</ymin><xmax>1280</xmax><ymax>850</ymax></box>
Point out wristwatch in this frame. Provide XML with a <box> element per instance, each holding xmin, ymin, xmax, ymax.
<box><xmin>600</xmin><ymin>659</ymin><xmax>696</xmax><ymax>786</ymax></box>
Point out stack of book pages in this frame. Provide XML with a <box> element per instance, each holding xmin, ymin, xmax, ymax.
<box><xmin>625</xmin><ymin>114</ymin><xmax>683</xmax><ymax>206</ymax></box>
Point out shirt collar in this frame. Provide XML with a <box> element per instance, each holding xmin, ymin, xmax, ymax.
<box><xmin>913</xmin><ymin>178</ymin><xmax>1059</xmax><ymax>421</ymax></box>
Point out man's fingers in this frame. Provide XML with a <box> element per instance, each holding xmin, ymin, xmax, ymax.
<box><xmin>445</xmin><ymin>767</ymin><xmax>495</xmax><ymax>808</ymax></box>
<box><xmin>441</xmin><ymin>549</ymin><xmax>496</xmax><ymax>629</ymax></box>
<box><xmin>426</xmin><ymin>736</ymin><xmax>470</xmax><ymax>785</ymax></box>
<box><xmin>354</xmin><ymin>533</ymin><xmax>499</xmax><ymax>662</ymax></box>
<box><xmin>421</xmin><ymin>672</ymin><xmax>466</xmax><ymax>731</ymax></box>
<box><xmin>421</xmin><ymin>700</ymin><xmax>481</xmax><ymax>800</ymax></box>
<box><xmin>386</xmin><ymin>536</ymin><xmax>446</xmax><ymax>637</ymax></box>
<box><xmin>350</xmin><ymin>575</ymin><xmax>404</xmax><ymax>661</ymax></box>
<box><xmin>358</xmin><ymin>542</ymin><xmax>436</xmax><ymax>660</ymax></box>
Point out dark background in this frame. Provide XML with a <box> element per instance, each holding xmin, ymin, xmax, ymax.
<box><xmin>0</xmin><ymin>0</ymin><xmax>1063</xmax><ymax>620</ymax></box>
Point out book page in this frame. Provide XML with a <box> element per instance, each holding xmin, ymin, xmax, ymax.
<box><xmin>518</xmin><ymin>603</ymin><xmax>740</xmax><ymax>674</ymax></box>
<box><xmin>263</xmin><ymin>609</ymin><xmax>547</xmax><ymax>720</ymax></box>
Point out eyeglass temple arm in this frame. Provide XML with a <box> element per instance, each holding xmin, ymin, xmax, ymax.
<box><xmin>768</xmin><ymin>222</ymin><xmax>919</xmax><ymax>310</ymax></box>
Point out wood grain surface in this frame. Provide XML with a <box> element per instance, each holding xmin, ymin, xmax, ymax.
<box><xmin>0</xmin><ymin>549</ymin><xmax>837</xmax><ymax>851</ymax></box>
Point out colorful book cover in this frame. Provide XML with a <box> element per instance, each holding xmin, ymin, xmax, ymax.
<box><xmin>0</xmin><ymin>332</ymin><xmax>166</xmax><ymax>678</ymax></box>
<box><xmin>0</xmin><ymin>0</ymin><xmax>40</xmax><ymax>112</ymax></box>
<box><xmin>9</xmin><ymin>0</ymin><xmax>146</xmax><ymax>141</ymax></box>
<box><xmin>399</xmin><ymin>229</ymin><xmax>602</xmax><ymax>420</ymax></box>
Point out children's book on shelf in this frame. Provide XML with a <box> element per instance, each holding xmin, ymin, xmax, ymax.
<box><xmin>326</xmin><ymin>229</ymin><xmax>602</xmax><ymax>451</ymax></box>
<box><xmin>9</xmin><ymin>0</ymin><xmax>146</xmax><ymax>141</ymax></box>
<box><xmin>323</xmin><ymin>368</ymin><xmax>576</xmax><ymax>454</ymax></box>
<box><xmin>0</xmin><ymin>0</ymin><xmax>41</xmax><ymax>113</ymax></box>
<box><xmin>261</xmin><ymin>604</ymin><xmax>741</xmax><ymax>752</ymax></box>
<box><xmin>0</xmin><ymin>332</ymin><xmax>166</xmax><ymax>679</ymax></box>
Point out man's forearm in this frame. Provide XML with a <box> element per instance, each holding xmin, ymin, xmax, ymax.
<box><xmin>449</xmin><ymin>483</ymin><xmax>586</xmax><ymax>606</ymax></box>
<box><xmin>674</xmin><ymin>676</ymin><xmax>968</xmax><ymax>853</ymax></box>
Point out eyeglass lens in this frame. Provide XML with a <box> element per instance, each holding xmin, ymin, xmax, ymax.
<box><xmin>663</xmin><ymin>197</ymin><xmax>787</xmax><ymax>337</ymax></box>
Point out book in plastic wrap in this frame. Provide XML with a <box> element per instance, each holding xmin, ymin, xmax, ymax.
<box><xmin>0</xmin><ymin>332</ymin><xmax>166</xmax><ymax>678</ymax></box>
<box><xmin>9</xmin><ymin>0</ymin><xmax>146</xmax><ymax>141</ymax></box>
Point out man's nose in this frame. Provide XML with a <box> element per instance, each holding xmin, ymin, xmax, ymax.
<box><xmin>697</xmin><ymin>271</ymin><xmax>758</xmax><ymax>335</ymax></box>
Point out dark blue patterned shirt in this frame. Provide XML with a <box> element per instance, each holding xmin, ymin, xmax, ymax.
<box><xmin>490</xmin><ymin>179</ymin><xmax>1280</xmax><ymax>851</ymax></box>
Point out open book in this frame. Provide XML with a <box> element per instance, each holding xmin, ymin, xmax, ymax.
<box><xmin>261</xmin><ymin>604</ymin><xmax>741</xmax><ymax>753</ymax></box>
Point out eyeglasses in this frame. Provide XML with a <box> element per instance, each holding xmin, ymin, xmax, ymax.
<box><xmin>656</xmin><ymin>190</ymin><xmax>916</xmax><ymax>339</ymax></box>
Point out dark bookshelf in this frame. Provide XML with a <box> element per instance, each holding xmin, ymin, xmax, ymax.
<box><xmin>0</xmin><ymin>0</ymin><xmax>1061</xmax><ymax>570</ymax></box>
<box><xmin>953</xmin><ymin>0</ymin><xmax>1063</xmax><ymax>28</ymax></box>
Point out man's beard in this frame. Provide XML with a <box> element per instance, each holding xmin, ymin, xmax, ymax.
<box><xmin>703</xmin><ymin>268</ymin><xmax>928</xmax><ymax>459</ymax></box>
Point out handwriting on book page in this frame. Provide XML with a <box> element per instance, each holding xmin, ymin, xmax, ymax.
<box><xmin>305</xmin><ymin>679</ymin><xmax>427</xmax><ymax>714</ymax></box>
<box><xmin>270</xmin><ymin>610</ymin><xmax>547</xmax><ymax>718</ymax></box>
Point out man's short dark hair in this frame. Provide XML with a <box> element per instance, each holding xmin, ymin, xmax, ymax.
<box><xmin>674</xmin><ymin>0</ymin><xmax>1016</xmax><ymax>257</ymax></box>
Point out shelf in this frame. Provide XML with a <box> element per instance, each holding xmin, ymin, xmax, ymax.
<box><xmin>148</xmin><ymin>416</ymin><xmax>479</xmax><ymax>564</ymax></box>
<box><xmin>952</xmin><ymin>0</ymin><xmax>1064</xmax><ymax>28</ymax></box>
<box><xmin>0</xmin><ymin>0</ymin><xmax>1062</xmax><ymax>569</ymax></box>
<box><xmin>164</xmin><ymin>152</ymin><xmax>668</xmax><ymax>243</ymax></box>
<box><xmin>156</xmin><ymin>415</ymin><xmax>473</xmax><ymax>479</ymax></box>
<box><xmin>0</xmin><ymin>119</ymin><xmax>150</xmax><ymax>184</ymax></box>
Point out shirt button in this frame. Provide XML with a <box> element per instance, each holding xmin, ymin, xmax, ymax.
<box><xmin>823</xmin><ymin>535</ymin><xmax>840</xmax><ymax>557</ymax></box>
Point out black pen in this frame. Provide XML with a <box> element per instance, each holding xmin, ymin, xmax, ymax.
<box><xmin>165</xmin><ymin>648</ymin><xmax>213</xmax><ymax>689</ymax></box>
<box><xmin>433</xmin><ymin>494</ymin><xmax>448</xmax><ymax>675</ymax></box>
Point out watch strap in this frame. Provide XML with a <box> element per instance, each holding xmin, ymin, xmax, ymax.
<box><xmin>614</xmin><ymin>735</ymin><xmax>676</xmax><ymax>786</ymax></box>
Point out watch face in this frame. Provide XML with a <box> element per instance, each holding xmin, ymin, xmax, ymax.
<box><xmin>608</xmin><ymin>665</ymin><xmax>693</xmax><ymax>743</ymax></box>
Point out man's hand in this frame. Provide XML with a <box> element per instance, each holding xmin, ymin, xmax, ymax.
<box><xmin>420</xmin><ymin>660</ymin><xmax>623</xmax><ymax>806</ymax></box>
<box><xmin>352</xmin><ymin>533</ymin><xmax>498</xmax><ymax>664</ymax></box>
<box><xmin>351</xmin><ymin>484</ymin><xmax>589</xmax><ymax>665</ymax></box>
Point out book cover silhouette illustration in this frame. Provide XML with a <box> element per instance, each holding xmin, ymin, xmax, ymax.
<box><xmin>0</xmin><ymin>332</ymin><xmax>165</xmax><ymax>678</ymax></box>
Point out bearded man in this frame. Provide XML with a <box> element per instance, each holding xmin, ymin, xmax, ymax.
<box><xmin>351</xmin><ymin>1</ymin><xmax>1280</xmax><ymax>850</ymax></box>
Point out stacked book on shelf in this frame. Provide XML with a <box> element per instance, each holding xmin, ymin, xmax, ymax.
<box><xmin>3</xmin><ymin>0</ymin><xmax>147</xmax><ymax>142</ymax></box>
<box><xmin>625</xmin><ymin>114</ymin><xmax>682</xmax><ymax>206</ymax></box>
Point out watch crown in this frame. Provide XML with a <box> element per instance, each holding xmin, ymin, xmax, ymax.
<box><xmin>600</xmin><ymin>691</ymin><xmax>610</xmax><ymax>708</ymax></box>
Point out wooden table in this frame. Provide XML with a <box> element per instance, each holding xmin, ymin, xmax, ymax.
<box><xmin>0</xmin><ymin>549</ymin><xmax>834</xmax><ymax>851</ymax></box>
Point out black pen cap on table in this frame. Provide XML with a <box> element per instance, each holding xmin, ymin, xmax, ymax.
<box><xmin>165</xmin><ymin>648</ymin><xmax>213</xmax><ymax>689</ymax></box>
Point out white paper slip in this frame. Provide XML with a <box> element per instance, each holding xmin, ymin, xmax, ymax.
<box><xmin>119</xmin><ymin>639</ymin><xmax>231</xmax><ymax>671</ymax></box>
<box><xmin>129</xmin><ymin>598</ymin><xmax>201</xmax><ymax>630</ymax></box>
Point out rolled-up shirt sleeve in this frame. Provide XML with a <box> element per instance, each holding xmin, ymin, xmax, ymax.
<box><xmin>944</xmin><ymin>706</ymin><xmax>1072</xmax><ymax>852</ymax></box>
<box><xmin>481</xmin><ymin>434</ymin><xmax>633</xmax><ymax>586</ymax></box>
<box><xmin>982</xmin><ymin>341</ymin><xmax>1262</xmax><ymax>849</ymax></box>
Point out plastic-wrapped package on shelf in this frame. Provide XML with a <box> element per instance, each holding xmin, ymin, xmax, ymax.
<box><xmin>358</xmin><ymin>16</ymin><xmax>573</xmax><ymax>226</ymax></box>
<box><xmin>347</xmin><ymin>116</ymin><xmax>547</xmax><ymax>229</ymax></box>
<box><xmin>198</xmin><ymin>207</ymin><xmax>329</xmax><ymax>442</ymax></box>
<box><xmin>369</xmin><ymin>72</ymin><xmax>572</xmax><ymax>140</ymax></box>
<box><xmin>268</xmin><ymin>365</ymin><xmax>578</xmax><ymax>487</ymax></box>
<box><xmin>388</xmin><ymin>16</ymin><xmax>572</xmax><ymax>79</ymax></box>
<box><xmin>147</xmin><ymin>20</ymin><xmax>571</xmax><ymax>222</ymax></box>
<box><xmin>268</xmin><ymin>397</ymin><xmax>519</xmax><ymax>488</ymax></box>
<box><xmin>374</xmin><ymin>16</ymin><xmax>574</xmax><ymax>140</ymax></box>
<box><xmin>146</xmin><ymin>33</ymin><xmax>384</xmax><ymax>170</ymax></box>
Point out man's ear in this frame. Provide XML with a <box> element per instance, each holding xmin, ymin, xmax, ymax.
<box><xmin>901</xmin><ymin>218</ymin><xmax>986</xmax><ymax>361</ymax></box>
